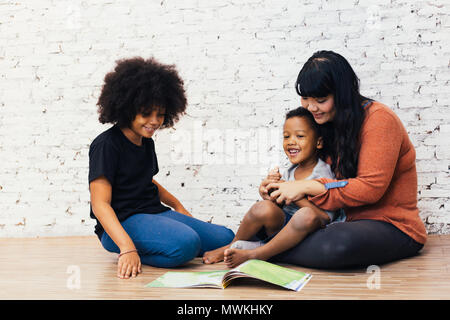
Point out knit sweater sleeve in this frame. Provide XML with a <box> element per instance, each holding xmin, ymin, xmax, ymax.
<box><xmin>308</xmin><ymin>108</ymin><xmax>403</xmax><ymax>211</ymax></box>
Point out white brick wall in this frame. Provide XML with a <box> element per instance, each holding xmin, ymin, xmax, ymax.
<box><xmin>0</xmin><ymin>0</ymin><xmax>449</xmax><ymax>237</ymax></box>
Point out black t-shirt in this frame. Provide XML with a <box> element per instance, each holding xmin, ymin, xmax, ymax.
<box><xmin>88</xmin><ymin>125</ymin><xmax>169</xmax><ymax>239</ymax></box>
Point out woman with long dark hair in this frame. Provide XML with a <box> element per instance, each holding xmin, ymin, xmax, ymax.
<box><xmin>266</xmin><ymin>50</ymin><xmax>427</xmax><ymax>269</ymax></box>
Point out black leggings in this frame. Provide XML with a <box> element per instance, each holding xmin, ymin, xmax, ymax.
<box><xmin>267</xmin><ymin>219</ymin><xmax>424</xmax><ymax>269</ymax></box>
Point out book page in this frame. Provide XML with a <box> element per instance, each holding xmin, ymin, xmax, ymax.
<box><xmin>146</xmin><ymin>270</ymin><xmax>228</xmax><ymax>288</ymax></box>
<box><xmin>227</xmin><ymin>259</ymin><xmax>312</xmax><ymax>291</ymax></box>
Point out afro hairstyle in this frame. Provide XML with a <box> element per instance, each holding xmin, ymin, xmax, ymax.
<box><xmin>97</xmin><ymin>56</ymin><xmax>187</xmax><ymax>129</ymax></box>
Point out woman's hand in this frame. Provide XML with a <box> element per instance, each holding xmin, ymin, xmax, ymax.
<box><xmin>267</xmin><ymin>180</ymin><xmax>327</xmax><ymax>206</ymax></box>
<box><xmin>259</xmin><ymin>178</ymin><xmax>287</xmax><ymax>200</ymax></box>
<box><xmin>259</xmin><ymin>178</ymin><xmax>280</xmax><ymax>200</ymax></box>
<box><xmin>267</xmin><ymin>180</ymin><xmax>306</xmax><ymax>205</ymax></box>
<box><xmin>117</xmin><ymin>250</ymin><xmax>142</xmax><ymax>279</ymax></box>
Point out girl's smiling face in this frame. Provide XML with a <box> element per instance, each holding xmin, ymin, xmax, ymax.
<box><xmin>283</xmin><ymin>116</ymin><xmax>323</xmax><ymax>166</ymax></box>
<box><xmin>122</xmin><ymin>107</ymin><xmax>165</xmax><ymax>146</ymax></box>
<box><xmin>300</xmin><ymin>94</ymin><xmax>336</xmax><ymax>124</ymax></box>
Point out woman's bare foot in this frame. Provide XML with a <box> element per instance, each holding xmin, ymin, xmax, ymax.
<box><xmin>224</xmin><ymin>248</ymin><xmax>258</xmax><ymax>268</ymax></box>
<box><xmin>202</xmin><ymin>245</ymin><xmax>229</xmax><ymax>264</ymax></box>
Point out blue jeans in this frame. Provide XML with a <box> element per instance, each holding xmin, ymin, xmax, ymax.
<box><xmin>100</xmin><ymin>210</ymin><xmax>235</xmax><ymax>268</ymax></box>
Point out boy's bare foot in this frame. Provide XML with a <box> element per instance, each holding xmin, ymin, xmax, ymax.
<box><xmin>202</xmin><ymin>245</ymin><xmax>229</xmax><ymax>264</ymax></box>
<box><xmin>224</xmin><ymin>248</ymin><xmax>257</xmax><ymax>268</ymax></box>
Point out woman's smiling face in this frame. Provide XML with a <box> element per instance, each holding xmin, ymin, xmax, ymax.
<box><xmin>300</xmin><ymin>94</ymin><xmax>336</xmax><ymax>124</ymax></box>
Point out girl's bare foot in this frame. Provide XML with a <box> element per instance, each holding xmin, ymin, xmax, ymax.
<box><xmin>224</xmin><ymin>248</ymin><xmax>257</xmax><ymax>268</ymax></box>
<box><xmin>202</xmin><ymin>245</ymin><xmax>229</xmax><ymax>264</ymax></box>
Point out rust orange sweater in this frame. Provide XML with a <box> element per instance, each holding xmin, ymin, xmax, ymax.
<box><xmin>309</xmin><ymin>101</ymin><xmax>427</xmax><ymax>245</ymax></box>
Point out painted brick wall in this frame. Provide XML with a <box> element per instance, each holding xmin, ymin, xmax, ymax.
<box><xmin>0</xmin><ymin>0</ymin><xmax>449</xmax><ymax>237</ymax></box>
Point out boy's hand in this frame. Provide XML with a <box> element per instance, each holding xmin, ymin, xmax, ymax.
<box><xmin>267</xmin><ymin>166</ymin><xmax>282</xmax><ymax>181</ymax></box>
<box><xmin>259</xmin><ymin>166</ymin><xmax>283</xmax><ymax>200</ymax></box>
<box><xmin>259</xmin><ymin>178</ymin><xmax>273</xmax><ymax>200</ymax></box>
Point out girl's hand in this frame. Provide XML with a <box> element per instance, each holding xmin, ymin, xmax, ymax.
<box><xmin>117</xmin><ymin>250</ymin><xmax>142</xmax><ymax>279</ymax></box>
<box><xmin>266</xmin><ymin>180</ymin><xmax>307</xmax><ymax>206</ymax></box>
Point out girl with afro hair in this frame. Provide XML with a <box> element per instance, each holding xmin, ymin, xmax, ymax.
<box><xmin>89</xmin><ymin>57</ymin><xmax>234</xmax><ymax>279</ymax></box>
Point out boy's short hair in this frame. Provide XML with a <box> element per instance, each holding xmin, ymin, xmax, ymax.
<box><xmin>285</xmin><ymin>107</ymin><xmax>321</xmax><ymax>136</ymax></box>
<box><xmin>285</xmin><ymin>107</ymin><xmax>328</xmax><ymax>160</ymax></box>
<box><xmin>97</xmin><ymin>57</ymin><xmax>187</xmax><ymax>128</ymax></box>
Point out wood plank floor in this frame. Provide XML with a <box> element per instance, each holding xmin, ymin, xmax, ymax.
<box><xmin>0</xmin><ymin>235</ymin><xmax>449</xmax><ymax>300</ymax></box>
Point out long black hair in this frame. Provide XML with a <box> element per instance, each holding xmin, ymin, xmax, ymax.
<box><xmin>295</xmin><ymin>50</ymin><xmax>371</xmax><ymax>179</ymax></box>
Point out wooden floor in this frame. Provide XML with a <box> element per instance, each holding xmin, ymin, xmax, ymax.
<box><xmin>0</xmin><ymin>235</ymin><xmax>449</xmax><ymax>300</ymax></box>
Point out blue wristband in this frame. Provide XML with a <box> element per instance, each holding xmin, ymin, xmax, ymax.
<box><xmin>324</xmin><ymin>181</ymin><xmax>348</xmax><ymax>190</ymax></box>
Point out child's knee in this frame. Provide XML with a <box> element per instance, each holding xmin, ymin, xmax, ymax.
<box><xmin>290</xmin><ymin>207</ymin><xmax>322</xmax><ymax>231</ymax></box>
<box><xmin>249</xmin><ymin>200</ymin><xmax>281</xmax><ymax>221</ymax></box>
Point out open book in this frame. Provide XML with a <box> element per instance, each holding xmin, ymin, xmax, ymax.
<box><xmin>146</xmin><ymin>259</ymin><xmax>312</xmax><ymax>292</ymax></box>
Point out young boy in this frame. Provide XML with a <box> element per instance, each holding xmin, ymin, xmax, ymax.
<box><xmin>203</xmin><ymin>107</ymin><xmax>345</xmax><ymax>267</ymax></box>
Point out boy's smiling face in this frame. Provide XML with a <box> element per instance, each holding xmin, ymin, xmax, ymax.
<box><xmin>122</xmin><ymin>106</ymin><xmax>165</xmax><ymax>146</ymax></box>
<box><xmin>283</xmin><ymin>116</ymin><xmax>323</xmax><ymax>165</ymax></box>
